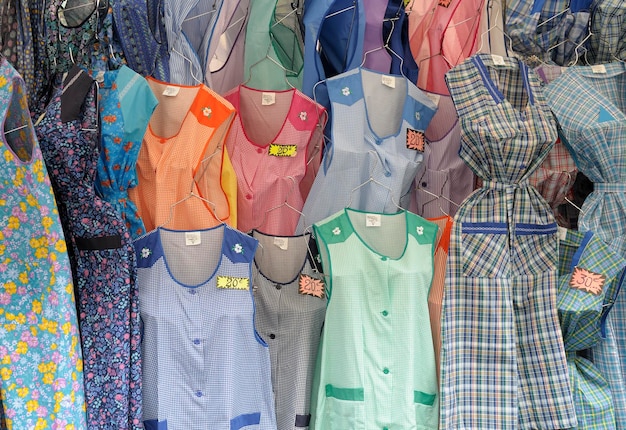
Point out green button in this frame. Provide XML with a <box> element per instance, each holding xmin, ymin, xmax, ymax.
<box><xmin>383</xmin><ymin>427</ymin><xmax>389</xmax><ymax>430</ymax></box>
<box><xmin>382</xmin><ymin>310</ymin><xmax>388</xmax><ymax>317</ymax></box>
<box><xmin>383</xmin><ymin>367</ymin><xmax>389</xmax><ymax>374</ymax></box>
<box><xmin>381</xmin><ymin>256</ymin><xmax>387</xmax><ymax>261</ymax></box>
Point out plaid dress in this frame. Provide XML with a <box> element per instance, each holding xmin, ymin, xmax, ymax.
<box><xmin>440</xmin><ymin>53</ymin><xmax>576</xmax><ymax>429</ymax></box>
<box><xmin>546</xmin><ymin>62</ymin><xmax>626</xmax><ymax>429</ymax></box>
<box><xmin>557</xmin><ymin>229</ymin><xmax>626</xmax><ymax>429</ymax></box>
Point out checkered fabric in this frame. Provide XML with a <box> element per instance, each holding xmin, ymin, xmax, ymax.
<box><xmin>440</xmin><ymin>53</ymin><xmax>576</xmax><ymax>429</ymax></box>
<box><xmin>558</xmin><ymin>229</ymin><xmax>626</xmax><ymax>429</ymax></box>
<box><xmin>546</xmin><ymin>62</ymin><xmax>626</xmax><ymax>429</ymax></box>
<box><xmin>528</xmin><ymin>137</ymin><xmax>578</xmax><ymax>209</ymax></box>
<box><xmin>588</xmin><ymin>0</ymin><xmax>626</xmax><ymax>63</ymax></box>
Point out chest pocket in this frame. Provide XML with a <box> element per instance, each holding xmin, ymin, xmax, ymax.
<box><xmin>461</xmin><ymin>222</ymin><xmax>510</xmax><ymax>278</ymax></box>
<box><xmin>511</xmin><ymin>223</ymin><xmax>558</xmax><ymax>277</ymax></box>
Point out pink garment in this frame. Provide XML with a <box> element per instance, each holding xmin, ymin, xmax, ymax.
<box><xmin>224</xmin><ymin>85</ymin><xmax>326</xmax><ymax>235</ymax></box>
<box><xmin>409</xmin><ymin>0</ymin><xmax>484</xmax><ymax>93</ymax></box>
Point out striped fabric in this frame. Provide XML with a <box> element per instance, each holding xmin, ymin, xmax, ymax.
<box><xmin>546</xmin><ymin>62</ymin><xmax>626</xmax><ymax>429</ymax></box>
<box><xmin>557</xmin><ymin>229</ymin><xmax>626</xmax><ymax>429</ymax></box>
<box><xmin>588</xmin><ymin>0</ymin><xmax>626</xmax><ymax>63</ymax></box>
<box><xmin>440</xmin><ymin>53</ymin><xmax>576</xmax><ymax>429</ymax></box>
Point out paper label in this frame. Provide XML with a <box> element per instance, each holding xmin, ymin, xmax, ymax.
<box><xmin>185</xmin><ymin>232</ymin><xmax>202</xmax><ymax>246</ymax></box>
<box><xmin>569</xmin><ymin>266</ymin><xmax>606</xmax><ymax>295</ymax></box>
<box><xmin>299</xmin><ymin>274</ymin><xmax>325</xmax><ymax>299</ymax></box>
<box><xmin>216</xmin><ymin>276</ymin><xmax>250</xmax><ymax>290</ymax></box>
<box><xmin>591</xmin><ymin>64</ymin><xmax>606</xmax><ymax>74</ymax></box>
<box><xmin>426</xmin><ymin>93</ymin><xmax>441</xmax><ymax>107</ymax></box>
<box><xmin>381</xmin><ymin>75</ymin><xmax>396</xmax><ymax>88</ymax></box>
<box><xmin>273</xmin><ymin>237</ymin><xmax>289</xmax><ymax>250</ymax></box>
<box><xmin>162</xmin><ymin>86</ymin><xmax>180</xmax><ymax>97</ymax></box>
<box><xmin>261</xmin><ymin>92</ymin><xmax>276</xmax><ymax>105</ymax></box>
<box><xmin>492</xmin><ymin>54</ymin><xmax>506</xmax><ymax>66</ymax></box>
<box><xmin>94</xmin><ymin>71</ymin><xmax>105</xmax><ymax>83</ymax></box>
<box><xmin>268</xmin><ymin>143</ymin><xmax>297</xmax><ymax>157</ymax></box>
<box><xmin>406</xmin><ymin>128</ymin><xmax>425</xmax><ymax>152</ymax></box>
<box><xmin>365</xmin><ymin>214</ymin><xmax>382</xmax><ymax>227</ymax></box>
<box><xmin>557</xmin><ymin>226</ymin><xmax>568</xmax><ymax>241</ymax></box>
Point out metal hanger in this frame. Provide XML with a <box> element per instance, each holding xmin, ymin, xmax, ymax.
<box><xmin>4</xmin><ymin>124</ymin><xmax>28</xmax><ymax>135</ymax></box>
<box><xmin>346</xmin><ymin>151</ymin><xmax>403</xmax><ymax>211</ymax></box>
<box><xmin>416</xmin><ymin>172</ymin><xmax>460</xmax><ymax>217</ymax></box>
<box><xmin>253</xmin><ymin>176</ymin><xmax>306</xmax><ymax>233</ymax></box>
<box><xmin>476</xmin><ymin>6</ymin><xmax>514</xmax><ymax>55</ymax></box>
<box><xmin>182</xmin><ymin>0</ymin><xmax>217</xmax><ymax>23</ymax></box>
<box><xmin>171</xmin><ymin>46</ymin><xmax>205</xmax><ymax>85</ymax></box>
<box><xmin>360</xmin><ymin>16</ymin><xmax>407</xmax><ymax>80</ymax></box>
<box><xmin>562</xmin><ymin>170</ymin><xmax>583</xmax><ymax>213</ymax></box>
<box><xmin>243</xmin><ymin>40</ymin><xmax>297</xmax><ymax>89</ymax></box>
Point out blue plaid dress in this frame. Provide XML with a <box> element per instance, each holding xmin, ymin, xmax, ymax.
<box><xmin>440</xmin><ymin>53</ymin><xmax>576</xmax><ymax>429</ymax></box>
<box><xmin>546</xmin><ymin>62</ymin><xmax>626</xmax><ymax>429</ymax></box>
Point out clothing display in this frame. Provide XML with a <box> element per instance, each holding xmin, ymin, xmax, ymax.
<box><xmin>252</xmin><ymin>230</ymin><xmax>326</xmax><ymax>429</ymax></box>
<box><xmin>0</xmin><ymin>56</ymin><xmax>88</xmax><ymax>430</ymax></box>
<box><xmin>35</xmin><ymin>67</ymin><xmax>142</xmax><ymax>430</ymax></box>
<box><xmin>135</xmin><ymin>225</ymin><xmax>276</xmax><ymax>429</ymax></box>
<box><xmin>588</xmin><ymin>0</ymin><xmax>626</xmax><ymax>63</ymax></box>
<box><xmin>312</xmin><ymin>209</ymin><xmax>439</xmax><ymax>429</ymax></box>
<box><xmin>440</xmin><ymin>54</ymin><xmax>575</xmax><ymax>429</ymax></box>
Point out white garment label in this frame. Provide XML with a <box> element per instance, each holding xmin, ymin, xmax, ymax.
<box><xmin>185</xmin><ymin>232</ymin><xmax>202</xmax><ymax>246</ymax></box>
<box><xmin>557</xmin><ymin>226</ymin><xmax>568</xmax><ymax>241</ymax></box>
<box><xmin>381</xmin><ymin>75</ymin><xmax>396</xmax><ymax>88</ymax></box>
<box><xmin>491</xmin><ymin>54</ymin><xmax>506</xmax><ymax>66</ymax></box>
<box><xmin>365</xmin><ymin>214</ymin><xmax>382</xmax><ymax>227</ymax></box>
<box><xmin>591</xmin><ymin>64</ymin><xmax>607</xmax><ymax>74</ymax></box>
<box><xmin>425</xmin><ymin>92</ymin><xmax>441</xmax><ymax>107</ymax></box>
<box><xmin>262</xmin><ymin>92</ymin><xmax>276</xmax><ymax>105</ymax></box>
<box><xmin>273</xmin><ymin>237</ymin><xmax>289</xmax><ymax>250</ymax></box>
<box><xmin>162</xmin><ymin>86</ymin><xmax>180</xmax><ymax>97</ymax></box>
<box><xmin>94</xmin><ymin>71</ymin><xmax>105</xmax><ymax>83</ymax></box>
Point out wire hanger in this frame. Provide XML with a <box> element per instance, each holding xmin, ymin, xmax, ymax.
<box><xmin>183</xmin><ymin>0</ymin><xmax>217</xmax><ymax>23</ymax></box>
<box><xmin>4</xmin><ymin>124</ymin><xmax>28</xmax><ymax>135</ymax></box>
<box><xmin>252</xmin><ymin>176</ymin><xmax>306</xmax><ymax>233</ymax></box>
<box><xmin>171</xmin><ymin>46</ymin><xmax>205</xmax><ymax>85</ymax></box>
<box><xmin>360</xmin><ymin>16</ymin><xmax>406</xmax><ymax>80</ymax></box>
<box><xmin>346</xmin><ymin>151</ymin><xmax>403</xmax><ymax>211</ymax></box>
<box><xmin>325</xmin><ymin>0</ymin><xmax>356</xmax><ymax>19</ymax></box>
<box><xmin>416</xmin><ymin>172</ymin><xmax>460</xmax><ymax>217</ymax></box>
<box><xmin>562</xmin><ymin>170</ymin><xmax>583</xmax><ymax>213</ymax></box>
<box><xmin>476</xmin><ymin>5</ymin><xmax>514</xmax><ymax>55</ymax></box>
<box><xmin>243</xmin><ymin>39</ymin><xmax>296</xmax><ymax>90</ymax></box>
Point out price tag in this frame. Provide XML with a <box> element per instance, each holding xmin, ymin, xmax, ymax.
<box><xmin>381</xmin><ymin>75</ymin><xmax>396</xmax><ymax>88</ymax></box>
<box><xmin>366</xmin><ymin>214</ymin><xmax>382</xmax><ymax>227</ymax></box>
<box><xmin>162</xmin><ymin>86</ymin><xmax>180</xmax><ymax>97</ymax></box>
<box><xmin>268</xmin><ymin>143</ymin><xmax>297</xmax><ymax>157</ymax></box>
<box><xmin>273</xmin><ymin>237</ymin><xmax>289</xmax><ymax>250</ymax></box>
<box><xmin>185</xmin><ymin>232</ymin><xmax>201</xmax><ymax>246</ymax></box>
<box><xmin>299</xmin><ymin>274</ymin><xmax>325</xmax><ymax>299</ymax></box>
<box><xmin>406</xmin><ymin>128</ymin><xmax>425</xmax><ymax>152</ymax></box>
<box><xmin>569</xmin><ymin>266</ymin><xmax>606</xmax><ymax>295</ymax></box>
<box><xmin>216</xmin><ymin>276</ymin><xmax>250</xmax><ymax>290</ymax></box>
<box><xmin>262</xmin><ymin>92</ymin><xmax>276</xmax><ymax>105</ymax></box>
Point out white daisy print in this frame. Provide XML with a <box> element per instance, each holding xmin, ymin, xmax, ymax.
<box><xmin>141</xmin><ymin>247</ymin><xmax>152</xmax><ymax>258</ymax></box>
<box><xmin>232</xmin><ymin>243</ymin><xmax>243</xmax><ymax>254</ymax></box>
<box><xmin>332</xmin><ymin>227</ymin><xmax>341</xmax><ymax>235</ymax></box>
<box><xmin>202</xmin><ymin>107</ymin><xmax>212</xmax><ymax>118</ymax></box>
<box><xmin>416</xmin><ymin>226</ymin><xmax>424</xmax><ymax>235</ymax></box>
<box><xmin>341</xmin><ymin>87</ymin><xmax>351</xmax><ymax>96</ymax></box>
<box><xmin>299</xmin><ymin>111</ymin><xmax>308</xmax><ymax>121</ymax></box>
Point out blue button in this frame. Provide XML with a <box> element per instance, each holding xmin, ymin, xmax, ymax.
<box><xmin>193</xmin><ymin>339</ymin><xmax>200</xmax><ymax>345</ymax></box>
<box><xmin>189</xmin><ymin>289</ymin><xmax>197</xmax><ymax>295</ymax></box>
<box><xmin>196</xmin><ymin>391</ymin><xmax>203</xmax><ymax>397</ymax></box>
<box><xmin>384</xmin><ymin>171</ymin><xmax>391</xmax><ymax>177</ymax></box>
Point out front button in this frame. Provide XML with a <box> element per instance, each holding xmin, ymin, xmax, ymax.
<box><xmin>269</xmin><ymin>333</ymin><xmax>276</xmax><ymax>339</ymax></box>
<box><xmin>383</xmin><ymin>367</ymin><xmax>389</xmax><ymax>374</ymax></box>
<box><xmin>257</xmin><ymin>148</ymin><xmax>263</xmax><ymax>154</ymax></box>
<box><xmin>195</xmin><ymin>391</ymin><xmax>203</xmax><ymax>397</ymax></box>
<box><xmin>384</xmin><ymin>171</ymin><xmax>391</xmax><ymax>177</ymax></box>
<box><xmin>245</xmin><ymin>194</ymin><xmax>252</xmax><ymax>200</ymax></box>
<box><xmin>275</xmin><ymin>284</ymin><xmax>282</xmax><ymax>290</ymax></box>
<box><xmin>381</xmin><ymin>256</ymin><xmax>387</xmax><ymax>261</ymax></box>
<box><xmin>189</xmin><ymin>289</ymin><xmax>197</xmax><ymax>295</ymax></box>
<box><xmin>382</xmin><ymin>310</ymin><xmax>388</xmax><ymax>317</ymax></box>
<box><xmin>193</xmin><ymin>339</ymin><xmax>200</xmax><ymax>345</ymax></box>
<box><xmin>383</xmin><ymin>427</ymin><xmax>389</xmax><ymax>430</ymax></box>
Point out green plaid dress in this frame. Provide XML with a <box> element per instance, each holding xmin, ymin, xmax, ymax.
<box><xmin>440</xmin><ymin>53</ymin><xmax>576</xmax><ymax>429</ymax></box>
<box><xmin>558</xmin><ymin>229</ymin><xmax>626</xmax><ymax>429</ymax></box>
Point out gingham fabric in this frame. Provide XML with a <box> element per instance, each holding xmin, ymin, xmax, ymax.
<box><xmin>440</xmin><ymin>53</ymin><xmax>576</xmax><ymax>429</ymax></box>
<box><xmin>135</xmin><ymin>226</ymin><xmax>277</xmax><ymax>429</ymax></box>
<box><xmin>588</xmin><ymin>0</ymin><xmax>626</xmax><ymax>63</ymax></box>
<box><xmin>311</xmin><ymin>209</ymin><xmax>439</xmax><ymax>429</ymax></box>
<box><xmin>224</xmin><ymin>86</ymin><xmax>326</xmax><ymax>235</ymax></box>
<box><xmin>557</xmin><ymin>229</ymin><xmax>626</xmax><ymax>429</ymax></box>
<box><xmin>128</xmin><ymin>78</ymin><xmax>237</xmax><ymax>231</ymax></box>
<box><xmin>546</xmin><ymin>62</ymin><xmax>626</xmax><ymax>429</ymax></box>
<box><xmin>506</xmin><ymin>0</ymin><xmax>592</xmax><ymax>66</ymax></box>
<box><xmin>252</xmin><ymin>231</ymin><xmax>326</xmax><ymax>429</ymax></box>
<box><xmin>297</xmin><ymin>67</ymin><xmax>437</xmax><ymax>233</ymax></box>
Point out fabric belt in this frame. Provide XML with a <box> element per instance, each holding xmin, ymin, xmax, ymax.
<box><xmin>594</xmin><ymin>182</ymin><xmax>626</xmax><ymax>193</ymax></box>
<box><xmin>482</xmin><ymin>179</ymin><xmax>530</xmax><ymax>190</ymax></box>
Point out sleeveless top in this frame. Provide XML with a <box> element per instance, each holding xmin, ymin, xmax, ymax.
<box><xmin>311</xmin><ymin>209</ymin><xmax>439</xmax><ymax>429</ymax></box>
<box><xmin>135</xmin><ymin>225</ymin><xmax>277</xmax><ymax>429</ymax></box>
<box><xmin>0</xmin><ymin>56</ymin><xmax>87</xmax><ymax>430</ymax></box>
<box><xmin>252</xmin><ymin>230</ymin><xmax>326</xmax><ymax>429</ymax></box>
<box><xmin>440</xmin><ymin>54</ymin><xmax>576</xmax><ymax>429</ymax></box>
<box><xmin>224</xmin><ymin>86</ymin><xmax>326</xmax><ymax>235</ymax></box>
<box><xmin>128</xmin><ymin>78</ymin><xmax>237</xmax><ymax>231</ymax></box>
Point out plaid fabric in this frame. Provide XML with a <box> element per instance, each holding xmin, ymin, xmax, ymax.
<box><xmin>557</xmin><ymin>229</ymin><xmax>626</xmax><ymax>429</ymax></box>
<box><xmin>589</xmin><ymin>0</ymin><xmax>626</xmax><ymax>63</ymax></box>
<box><xmin>440</xmin><ymin>53</ymin><xmax>576</xmax><ymax>429</ymax></box>
<box><xmin>528</xmin><ymin>137</ymin><xmax>578</xmax><ymax>209</ymax></box>
<box><xmin>546</xmin><ymin>62</ymin><xmax>626</xmax><ymax>429</ymax></box>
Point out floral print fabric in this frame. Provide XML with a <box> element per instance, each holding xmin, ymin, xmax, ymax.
<box><xmin>0</xmin><ymin>58</ymin><xmax>88</xmax><ymax>430</ymax></box>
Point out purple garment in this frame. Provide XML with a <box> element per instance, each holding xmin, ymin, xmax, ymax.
<box><xmin>362</xmin><ymin>0</ymin><xmax>391</xmax><ymax>71</ymax></box>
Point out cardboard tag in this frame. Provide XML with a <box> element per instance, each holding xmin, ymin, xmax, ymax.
<box><xmin>185</xmin><ymin>232</ymin><xmax>201</xmax><ymax>246</ymax></box>
<box><xmin>261</xmin><ymin>92</ymin><xmax>276</xmax><ymax>105</ymax></box>
<box><xmin>268</xmin><ymin>143</ymin><xmax>297</xmax><ymax>157</ymax></box>
<box><xmin>591</xmin><ymin>64</ymin><xmax>606</xmax><ymax>74</ymax></box>
<box><xmin>216</xmin><ymin>276</ymin><xmax>250</xmax><ymax>290</ymax></box>
<box><xmin>299</xmin><ymin>274</ymin><xmax>325</xmax><ymax>299</ymax></box>
<box><xmin>491</xmin><ymin>54</ymin><xmax>506</xmax><ymax>66</ymax></box>
<box><xmin>438</xmin><ymin>0</ymin><xmax>452</xmax><ymax>6</ymax></box>
<box><xmin>406</xmin><ymin>128</ymin><xmax>425</xmax><ymax>152</ymax></box>
<box><xmin>273</xmin><ymin>237</ymin><xmax>289</xmax><ymax>250</ymax></box>
<box><xmin>365</xmin><ymin>214</ymin><xmax>382</xmax><ymax>227</ymax></box>
<box><xmin>381</xmin><ymin>75</ymin><xmax>396</xmax><ymax>88</ymax></box>
<box><xmin>162</xmin><ymin>86</ymin><xmax>180</xmax><ymax>97</ymax></box>
<box><xmin>569</xmin><ymin>266</ymin><xmax>606</xmax><ymax>295</ymax></box>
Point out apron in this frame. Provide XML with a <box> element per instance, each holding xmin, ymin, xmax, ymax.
<box><xmin>588</xmin><ymin>0</ymin><xmax>626</xmax><ymax>63</ymax></box>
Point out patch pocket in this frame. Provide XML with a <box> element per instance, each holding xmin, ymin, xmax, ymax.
<box><xmin>325</xmin><ymin>385</ymin><xmax>365</xmax><ymax>428</ymax></box>
<box><xmin>414</xmin><ymin>391</ymin><xmax>438</xmax><ymax>429</ymax></box>
<box><xmin>461</xmin><ymin>222</ymin><xmax>509</xmax><ymax>278</ymax></box>
<box><xmin>511</xmin><ymin>223</ymin><xmax>558</xmax><ymax>276</ymax></box>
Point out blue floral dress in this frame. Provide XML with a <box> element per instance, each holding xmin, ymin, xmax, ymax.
<box><xmin>0</xmin><ymin>57</ymin><xmax>87</xmax><ymax>430</ymax></box>
<box><xmin>35</xmin><ymin>66</ymin><xmax>142</xmax><ymax>430</ymax></box>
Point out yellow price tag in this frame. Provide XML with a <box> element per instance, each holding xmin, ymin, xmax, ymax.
<box><xmin>268</xmin><ymin>143</ymin><xmax>297</xmax><ymax>157</ymax></box>
<box><xmin>216</xmin><ymin>276</ymin><xmax>250</xmax><ymax>290</ymax></box>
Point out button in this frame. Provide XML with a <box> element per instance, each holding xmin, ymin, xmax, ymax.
<box><xmin>381</xmin><ymin>256</ymin><xmax>387</xmax><ymax>261</ymax></box>
<box><xmin>383</xmin><ymin>427</ymin><xmax>389</xmax><ymax>430</ymax></box>
<box><xmin>382</xmin><ymin>310</ymin><xmax>388</xmax><ymax>317</ymax></box>
<box><xmin>269</xmin><ymin>333</ymin><xmax>276</xmax><ymax>339</ymax></box>
<box><xmin>519</xmin><ymin>165</ymin><xmax>526</xmax><ymax>170</ymax></box>
<box><xmin>384</xmin><ymin>171</ymin><xmax>391</xmax><ymax>177</ymax></box>
<box><xmin>193</xmin><ymin>339</ymin><xmax>200</xmax><ymax>345</ymax></box>
<box><xmin>195</xmin><ymin>391</ymin><xmax>203</xmax><ymax>397</ymax></box>
<box><xmin>421</xmin><ymin>182</ymin><xmax>427</xmax><ymax>187</ymax></box>
<box><xmin>245</xmin><ymin>194</ymin><xmax>252</xmax><ymax>200</ymax></box>
<box><xmin>189</xmin><ymin>289</ymin><xmax>197</xmax><ymax>295</ymax></box>
<box><xmin>257</xmin><ymin>148</ymin><xmax>263</xmax><ymax>154</ymax></box>
<box><xmin>383</xmin><ymin>367</ymin><xmax>389</xmax><ymax>374</ymax></box>
<box><xmin>275</xmin><ymin>284</ymin><xmax>282</xmax><ymax>290</ymax></box>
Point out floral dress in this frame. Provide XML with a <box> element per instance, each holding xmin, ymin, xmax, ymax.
<box><xmin>0</xmin><ymin>57</ymin><xmax>87</xmax><ymax>430</ymax></box>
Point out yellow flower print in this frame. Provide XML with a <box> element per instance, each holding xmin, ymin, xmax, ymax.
<box><xmin>0</xmin><ymin>244</ymin><xmax>5</xmax><ymax>256</ymax></box>
<box><xmin>76</xmin><ymin>358</ymin><xmax>83</xmax><ymax>372</ymax></box>
<box><xmin>4</xmin><ymin>281</ymin><xmax>16</xmax><ymax>295</ymax></box>
<box><xmin>16</xmin><ymin>387</ymin><xmax>29</xmax><ymax>398</ymax></box>
<box><xmin>61</xmin><ymin>321</ymin><xmax>71</xmax><ymax>335</ymax></box>
<box><xmin>35</xmin><ymin>418</ymin><xmax>48</xmax><ymax>430</ymax></box>
<box><xmin>0</xmin><ymin>75</ymin><xmax>6</xmax><ymax>87</ymax></box>
<box><xmin>30</xmin><ymin>326</ymin><xmax>37</xmax><ymax>336</ymax></box>
<box><xmin>55</xmin><ymin>240</ymin><xmax>67</xmax><ymax>253</ymax></box>
<box><xmin>35</xmin><ymin>247</ymin><xmax>48</xmax><ymax>259</ymax></box>
<box><xmin>39</xmin><ymin>318</ymin><xmax>57</xmax><ymax>334</ymax></box>
<box><xmin>26</xmin><ymin>399</ymin><xmax>39</xmax><ymax>413</ymax></box>
<box><xmin>4</xmin><ymin>324</ymin><xmax>15</xmax><ymax>332</ymax></box>
<box><xmin>32</xmin><ymin>299</ymin><xmax>42</xmax><ymax>314</ymax></box>
<box><xmin>1</xmin><ymin>355</ymin><xmax>10</xmax><ymax>364</ymax></box>
<box><xmin>7</xmin><ymin>216</ymin><xmax>19</xmax><ymax>230</ymax></box>
<box><xmin>19</xmin><ymin>272</ymin><xmax>28</xmax><ymax>284</ymax></box>
<box><xmin>19</xmin><ymin>202</ymin><xmax>27</xmax><ymax>212</ymax></box>
<box><xmin>1</xmin><ymin>367</ymin><xmax>12</xmax><ymax>380</ymax></box>
<box><xmin>16</xmin><ymin>341</ymin><xmax>28</xmax><ymax>355</ymax></box>
<box><xmin>65</xmin><ymin>283</ymin><xmax>73</xmax><ymax>295</ymax></box>
<box><xmin>27</xmin><ymin>193</ymin><xmax>38</xmax><ymax>207</ymax></box>
<box><xmin>3</xmin><ymin>150</ymin><xmax>14</xmax><ymax>163</ymax></box>
<box><xmin>15</xmin><ymin>314</ymin><xmax>25</xmax><ymax>324</ymax></box>
<box><xmin>32</xmin><ymin>159</ymin><xmax>43</xmax><ymax>173</ymax></box>
<box><xmin>30</xmin><ymin>237</ymin><xmax>41</xmax><ymax>248</ymax></box>
<box><xmin>41</xmin><ymin>216</ymin><xmax>53</xmax><ymax>229</ymax></box>
<box><xmin>43</xmin><ymin>373</ymin><xmax>54</xmax><ymax>384</ymax></box>
<box><xmin>0</xmin><ymin>231</ymin><xmax>3</xmax><ymax>240</ymax></box>
<box><xmin>0</xmin><ymin>199</ymin><xmax>5</xmax><ymax>206</ymax></box>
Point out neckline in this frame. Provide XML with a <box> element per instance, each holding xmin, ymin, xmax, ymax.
<box><xmin>252</xmin><ymin>230</ymin><xmax>312</xmax><ymax>285</ymax></box>
<box><xmin>236</xmin><ymin>85</ymin><xmax>297</xmax><ymax>148</ymax></box>
<box><xmin>566</xmin><ymin>64</ymin><xmax>626</xmax><ymax>123</ymax></box>
<box><xmin>343</xmin><ymin>207</ymin><xmax>409</xmax><ymax>261</ymax></box>
<box><xmin>472</xmin><ymin>54</ymin><xmax>534</xmax><ymax>108</ymax></box>
<box><xmin>157</xmin><ymin>224</ymin><xmax>226</xmax><ymax>288</ymax></box>
<box><xmin>359</xmin><ymin>67</ymin><xmax>411</xmax><ymax>141</ymax></box>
